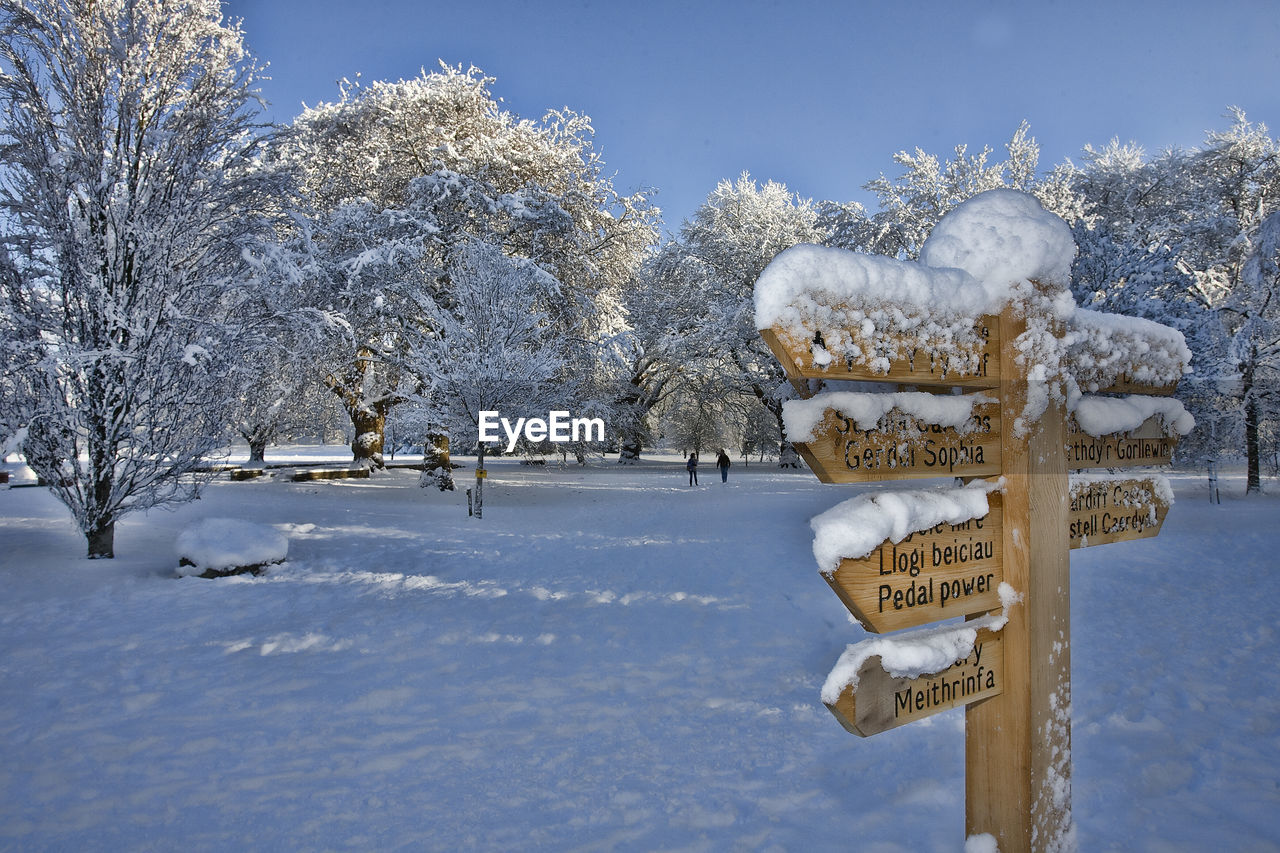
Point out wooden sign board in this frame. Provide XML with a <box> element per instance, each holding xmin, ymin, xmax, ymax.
<box><xmin>824</xmin><ymin>495</ymin><xmax>1004</xmax><ymax>633</ymax></box>
<box><xmin>1068</xmin><ymin>477</ymin><xmax>1169</xmax><ymax>549</ymax></box>
<box><xmin>826</xmin><ymin>629</ymin><xmax>1003</xmax><ymax>737</ymax></box>
<box><xmin>1095</xmin><ymin>376</ymin><xmax>1179</xmax><ymax>397</ymax></box>
<box><xmin>795</xmin><ymin>399</ymin><xmax>1001</xmax><ymax>484</ymax></box>
<box><xmin>1066</xmin><ymin>416</ymin><xmax>1177</xmax><ymax>469</ymax></box>
<box><xmin>761</xmin><ymin>319</ymin><xmax>1001</xmax><ymax>391</ymax></box>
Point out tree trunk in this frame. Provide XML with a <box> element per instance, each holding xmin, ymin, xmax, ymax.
<box><xmin>769</xmin><ymin>402</ymin><xmax>802</xmax><ymax>468</ymax></box>
<box><xmin>349</xmin><ymin>406</ymin><xmax>387</xmax><ymax>469</ymax></box>
<box><xmin>87</xmin><ymin>398</ymin><xmax>118</xmax><ymax>558</ymax></box>
<box><xmin>248</xmin><ymin>436</ymin><xmax>268</xmax><ymax>464</ymax></box>
<box><xmin>778</xmin><ymin>442</ymin><xmax>802</xmax><ymax>468</ymax></box>
<box><xmin>1244</xmin><ymin>360</ymin><xmax>1261</xmax><ymax>494</ymax></box>
<box><xmin>422</xmin><ymin>432</ymin><xmax>454</xmax><ymax>491</ymax></box>
<box><xmin>325</xmin><ymin>351</ymin><xmax>398</xmax><ymax>470</ymax></box>
<box><xmin>87</xmin><ymin>518</ymin><xmax>115</xmax><ymax>559</ymax></box>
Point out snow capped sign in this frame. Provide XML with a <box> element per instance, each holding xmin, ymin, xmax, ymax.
<box><xmin>1066</xmin><ymin>309</ymin><xmax>1192</xmax><ymax>397</ymax></box>
<box><xmin>1065</xmin><ymin>396</ymin><xmax>1194</xmax><ymax>469</ymax></box>
<box><xmin>759</xmin><ymin>318</ymin><xmax>1000</xmax><ymax>391</ymax></box>
<box><xmin>823</xmin><ymin>628</ymin><xmax>1005</xmax><ymax>737</ymax></box>
<box><xmin>783</xmin><ymin>391</ymin><xmax>1000</xmax><ymax>483</ymax></box>
<box><xmin>1068</xmin><ymin>475</ymin><xmax>1172</xmax><ymax>550</ymax></box>
<box><xmin>815</xmin><ymin>489</ymin><xmax>1004</xmax><ymax>633</ymax></box>
<box><xmin>754</xmin><ymin>245</ymin><xmax>1002</xmax><ymax>391</ymax></box>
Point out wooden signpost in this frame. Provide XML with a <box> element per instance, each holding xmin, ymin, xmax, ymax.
<box><xmin>762</xmin><ymin>261</ymin><xmax>1188</xmax><ymax>852</ymax></box>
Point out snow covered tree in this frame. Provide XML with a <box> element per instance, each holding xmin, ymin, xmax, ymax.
<box><xmin>604</xmin><ymin>241</ymin><xmax>713</xmax><ymax>463</ymax></box>
<box><xmin>229</xmin><ymin>310</ymin><xmax>344</xmax><ymax>464</ymax></box>
<box><xmin>1230</xmin><ymin>210</ymin><xmax>1280</xmax><ymax>492</ymax></box>
<box><xmin>408</xmin><ymin>240</ymin><xmax>570</xmax><ymax>517</ymax></box>
<box><xmin>0</xmin><ymin>0</ymin><xmax>293</xmax><ymax>557</ymax></box>
<box><xmin>824</xmin><ymin>122</ymin><xmax>1049</xmax><ymax>259</ymax></box>
<box><xmin>279</xmin><ymin>66</ymin><xmax>657</xmax><ymax>466</ymax></box>
<box><xmin>674</xmin><ymin>174</ymin><xmax>826</xmax><ymax>466</ymax></box>
<box><xmin>1174</xmin><ymin>112</ymin><xmax>1280</xmax><ymax>491</ymax></box>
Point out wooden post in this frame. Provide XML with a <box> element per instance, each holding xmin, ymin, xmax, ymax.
<box><xmin>965</xmin><ymin>305</ymin><xmax>1073</xmax><ymax>851</ymax></box>
<box><xmin>474</xmin><ymin>444</ymin><xmax>486</xmax><ymax>519</ymax></box>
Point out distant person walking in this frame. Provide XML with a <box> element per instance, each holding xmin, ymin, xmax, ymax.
<box><xmin>686</xmin><ymin>452</ymin><xmax>698</xmax><ymax>486</ymax></box>
<box><xmin>716</xmin><ymin>449</ymin><xmax>731</xmax><ymax>484</ymax></box>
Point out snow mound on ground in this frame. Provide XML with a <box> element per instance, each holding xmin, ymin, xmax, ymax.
<box><xmin>920</xmin><ymin>188</ymin><xmax>1076</xmax><ymax>292</ymax></box>
<box><xmin>175</xmin><ymin>518</ymin><xmax>288</xmax><ymax>576</ymax></box>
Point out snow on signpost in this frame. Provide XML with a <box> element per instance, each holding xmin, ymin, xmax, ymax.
<box><xmin>1065</xmin><ymin>394</ymin><xmax>1194</xmax><ymax>469</ymax></box>
<box><xmin>811</xmin><ymin>483</ymin><xmax>1005</xmax><ymax>634</ymax></box>
<box><xmin>782</xmin><ymin>390</ymin><xmax>1001</xmax><ymax>484</ymax></box>
<box><xmin>754</xmin><ymin>189</ymin><xmax>1192</xmax><ymax>853</ymax></box>
<box><xmin>755</xmin><ymin>246</ymin><xmax>1002</xmax><ymax>395</ymax></box>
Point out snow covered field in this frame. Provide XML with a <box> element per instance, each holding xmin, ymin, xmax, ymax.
<box><xmin>1</xmin><ymin>453</ymin><xmax>1278</xmax><ymax>851</ymax></box>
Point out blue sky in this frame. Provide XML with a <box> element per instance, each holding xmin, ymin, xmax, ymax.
<box><xmin>223</xmin><ymin>0</ymin><xmax>1280</xmax><ymax>233</ymax></box>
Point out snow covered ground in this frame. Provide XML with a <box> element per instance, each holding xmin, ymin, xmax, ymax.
<box><xmin>1</xmin><ymin>452</ymin><xmax>1278</xmax><ymax>851</ymax></box>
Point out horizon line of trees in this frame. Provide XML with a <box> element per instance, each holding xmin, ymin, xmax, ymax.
<box><xmin>1</xmin><ymin>0</ymin><xmax>1277</xmax><ymax>558</ymax></box>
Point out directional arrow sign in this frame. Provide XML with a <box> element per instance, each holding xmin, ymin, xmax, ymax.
<box><xmin>761</xmin><ymin>319</ymin><xmax>1001</xmax><ymax>391</ymax></box>
<box><xmin>1065</xmin><ymin>416</ymin><xmax>1177</xmax><ymax>469</ymax></box>
<box><xmin>824</xmin><ymin>494</ymin><xmax>1004</xmax><ymax>633</ymax></box>
<box><xmin>1066</xmin><ymin>308</ymin><xmax>1190</xmax><ymax>397</ymax></box>
<box><xmin>791</xmin><ymin>396</ymin><xmax>1001</xmax><ymax>484</ymax></box>
<box><xmin>825</xmin><ymin>629</ymin><xmax>1004</xmax><ymax>737</ymax></box>
<box><xmin>1068</xmin><ymin>476</ymin><xmax>1170</xmax><ymax>549</ymax></box>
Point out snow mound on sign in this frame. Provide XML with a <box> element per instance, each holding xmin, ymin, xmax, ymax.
<box><xmin>782</xmin><ymin>390</ymin><xmax>994</xmax><ymax>443</ymax></box>
<box><xmin>809</xmin><ymin>480</ymin><xmax>999</xmax><ymax>574</ymax></box>
<box><xmin>778</xmin><ymin>389</ymin><xmax>998</xmax><ymax>445</ymax></box>
<box><xmin>1071</xmin><ymin>394</ymin><xmax>1195</xmax><ymax>438</ymax></box>
<box><xmin>175</xmin><ymin>518</ymin><xmax>288</xmax><ymax>577</ymax></box>
<box><xmin>1070</xmin><ymin>472</ymin><xmax>1175</xmax><ymax>508</ymax></box>
<box><xmin>1066</xmin><ymin>308</ymin><xmax>1192</xmax><ymax>393</ymax></box>
<box><xmin>754</xmin><ymin>247</ymin><xmax>992</xmax><ymax>330</ymax></box>
<box><xmin>752</xmin><ymin>246</ymin><xmax>995</xmax><ymax>383</ymax></box>
<box><xmin>920</xmin><ymin>188</ymin><xmax>1076</xmax><ymax>292</ymax></box>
